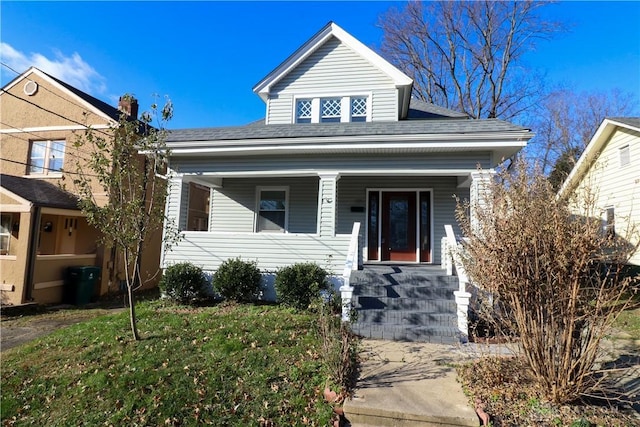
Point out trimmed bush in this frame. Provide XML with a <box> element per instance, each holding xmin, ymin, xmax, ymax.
<box><xmin>159</xmin><ymin>262</ymin><xmax>207</xmax><ymax>304</ymax></box>
<box><xmin>275</xmin><ymin>262</ymin><xmax>329</xmax><ymax>310</ymax></box>
<box><xmin>212</xmin><ymin>258</ymin><xmax>262</xmax><ymax>303</ymax></box>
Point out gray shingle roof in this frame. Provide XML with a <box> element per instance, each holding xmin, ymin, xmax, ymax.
<box><xmin>608</xmin><ymin>117</ymin><xmax>640</xmax><ymax>129</ymax></box>
<box><xmin>167</xmin><ymin>117</ymin><xmax>529</xmax><ymax>143</ymax></box>
<box><xmin>0</xmin><ymin>174</ymin><xmax>80</xmax><ymax>210</ymax></box>
<box><xmin>407</xmin><ymin>99</ymin><xmax>469</xmax><ymax>119</ymax></box>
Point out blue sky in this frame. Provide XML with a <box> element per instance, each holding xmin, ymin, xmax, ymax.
<box><xmin>1</xmin><ymin>1</ymin><xmax>639</xmax><ymax>129</ymax></box>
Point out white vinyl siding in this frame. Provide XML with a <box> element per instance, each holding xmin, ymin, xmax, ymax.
<box><xmin>573</xmin><ymin>127</ymin><xmax>640</xmax><ymax>265</ymax></box>
<box><xmin>210</xmin><ymin>177</ymin><xmax>318</xmax><ymax>234</ymax></box>
<box><xmin>162</xmin><ymin>232</ymin><xmax>351</xmax><ymax>275</ymax></box>
<box><xmin>267</xmin><ymin>36</ymin><xmax>398</xmax><ymax>124</ymax></box>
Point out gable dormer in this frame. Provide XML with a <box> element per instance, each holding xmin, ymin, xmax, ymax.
<box><xmin>253</xmin><ymin>22</ymin><xmax>413</xmax><ymax>125</ymax></box>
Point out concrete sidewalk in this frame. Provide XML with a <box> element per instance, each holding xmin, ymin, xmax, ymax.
<box><xmin>343</xmin><ymin>339</ymin><xmax>514</xmax><ymax>427</ymax></box>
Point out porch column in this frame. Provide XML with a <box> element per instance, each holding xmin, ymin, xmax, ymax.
<box><xmin>161</xmin><ymin>173</ymin><xmax>185</xmax><ymax>267</ymax></box>
<box><xmin>318</xmin><ymin>173</ymin><xmax>340</xmax><ymax>237</ymax></box>
<box><xmin>469</xmin><ymin>170</ymin><xmax>495</xmax><ymax>233</ymax></box>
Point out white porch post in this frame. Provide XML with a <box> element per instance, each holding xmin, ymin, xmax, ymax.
<box><xmin>469</xmin><ymin>170</ymin><xmax>495</xmax><ymax>233</ymax></box>
<box><xmin>161</xmin><ymin>172</ymin><xmax>184</xmax><ymax>267</ymax></box>
<box><xmin>317</xmin><ymin>173</ymin><xmax>340</xmax><ymax>237</ymax></box>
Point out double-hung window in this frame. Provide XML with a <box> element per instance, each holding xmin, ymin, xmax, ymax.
<box><xmin>256</xmin><ymin>187</ymin><xmax>288</xmax><ymax>233</ymax></box>
<box><xmin>350</xmin><ymin>96</ymin><xmax>367</xmax><ymax>122</ymax></box>
<box><xmin>321</xmin><ymin>98</ymin><xmax>342</xmax><ymax>123</ymax></box>
<box><xmin>619</xmin><ymin>145</ymin><xmax>630</xmax><ymax>167</ymax></box>
<box><xmin>29</xmin><ymin>140</ymin><xmax>65</xmax><ymax>175</ymax></box>
<box><xmin>296</xmin><ymin>99</ymin><xmax>312</xmax><ymax>123</ymax></box>
<box><xmin>0</xmin><ymin>214</ymin><xmax>12</xmax><ymax>255</ymax></box>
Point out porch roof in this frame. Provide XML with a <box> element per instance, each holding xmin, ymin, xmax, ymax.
<box><xmin>0</xmin><ymin>174</ymin><xmax>80</xmax><ymax>210</ymax></box>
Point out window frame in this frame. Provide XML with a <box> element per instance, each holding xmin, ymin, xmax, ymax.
<box><xmin>186</xmin><ymin>182</ymin><xmax>211</xmax><ymax>232</ymax></box>
<box><xmin>255</xmin><ymin>186</ymin><xmax>289</xmax><ymax>233</ymax></box>
<box><xmin>0</xmin><ymin>213</ymin><xmax>12</xmax><ymax>255</ymax></box>
<box><xmin>29</xmin><ymin>139</ymin><xmax>65</xmax><ymax>176</ymax></box>
<box><xmin>619</xmin><ymin>144</ymin><xmax>630</xmax><ymax>167</ymax></box>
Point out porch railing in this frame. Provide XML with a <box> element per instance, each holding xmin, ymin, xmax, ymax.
<box><xmin>442</xmin><ymin>225</ymin><xmax>472</xmax><ymax>342</ymax></box>
<box><xmin>340</xmin><ymin>222</ymin><xmax>360</xmax><ymax>322</ymax></box>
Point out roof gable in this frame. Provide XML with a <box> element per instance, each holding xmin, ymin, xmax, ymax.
<box><xmin>559</xmin><ymin>117</ymin><xmax>640</xmax><ymax>195</ymax></box>
<box><xmin>253</xmin><ymin>22</ymin><xmax>413</xmax><ymax>102</ymax></box>
<box><xmin>1</xmin><ymin>66</ymin><xmax>121</xmax><ymax>123</ymax></box>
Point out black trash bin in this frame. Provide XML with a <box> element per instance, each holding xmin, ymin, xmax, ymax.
<box><xmin>65</xmin><ymin>266</ymin><xmax>101</xmax><ymax>305</ymax></box>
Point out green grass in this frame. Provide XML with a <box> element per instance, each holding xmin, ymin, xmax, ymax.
<box><xmin>1</xmin><ymin>301</ymin><xmax>336</xmax><ymax>426</ymax></box>
<box><xmin>614</xmin><ymin>306</ymin><xmax>640</xmax><ymax>340</ymax></box>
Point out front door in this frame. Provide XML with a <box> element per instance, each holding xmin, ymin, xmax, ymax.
<box><xmin>381</xmin><ymin>192</ymin><xmax>416</xmax><ymax>262</ymax></box>
<box><xmin>367</xmin><ymin>190</ymin><xmax>432</xmax><ymax>263</ymax></box>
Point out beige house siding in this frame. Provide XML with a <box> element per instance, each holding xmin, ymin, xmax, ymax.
<box><xmin>572</xmin><ymin>127</ymin><xmax>640</xmax><ymax>265</ymax></box>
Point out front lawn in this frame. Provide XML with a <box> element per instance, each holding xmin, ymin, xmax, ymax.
<box><xmin>1</xmin><ymin>301</ymin><xmax>336</xmax><ymax>426</ymax></box>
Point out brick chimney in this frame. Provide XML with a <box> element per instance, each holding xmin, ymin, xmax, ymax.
<box><xmin>118</xmin><ymin>95</ymin><xmax>139</xmax><ymax>120</ymax></box>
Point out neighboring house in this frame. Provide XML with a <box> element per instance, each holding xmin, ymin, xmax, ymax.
<box><xmin>559</xmin><ymin>117</ymin><xmax>640</xmax><ymax>267</ymax></box>
<box><xmin>0</xmin><ymin>67</ymin><xmax>161</xmax><ymax>305</ymax></box>
<box><xmin>161</xmin><ymin>22</ymin><xmax>534</xmax><ymax>295</ymax></box>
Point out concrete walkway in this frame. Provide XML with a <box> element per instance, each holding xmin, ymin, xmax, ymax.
<box><xmin>343</xmin><ymin>339</ymin><xmax>515</xmax><ymax>427</ymax></box>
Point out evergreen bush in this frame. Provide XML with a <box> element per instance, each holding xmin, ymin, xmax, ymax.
<box><xmin>212</xmin><ymin>258</ymin><xmax>262</xmax><ymax>303</ymax></box>
<box><xmin>159</xmin><ymin>262</ymin><xmax>207</xmax><ymax>304</ymax></box>
<box><xmin>275</xmin><ymin>262</ymin><xmax>329</xmax><ymax>310</ymax></box>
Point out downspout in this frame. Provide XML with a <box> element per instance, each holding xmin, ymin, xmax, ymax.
<box><xmin>24</xmin><ymin>206</ymin><xmax>41</xmax><ymax>302</ymax></box>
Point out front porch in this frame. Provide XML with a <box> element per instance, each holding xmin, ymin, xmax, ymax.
<box><xmin>162</xmin><ymin>172</ymin><xmax>490</xmax><ymax>272</ymax></box>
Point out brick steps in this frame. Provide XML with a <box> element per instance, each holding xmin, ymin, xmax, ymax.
<box><xmin>350</xmin><ymin>266</ymin><xmax>459</xmax><ymax>344</ymax></box>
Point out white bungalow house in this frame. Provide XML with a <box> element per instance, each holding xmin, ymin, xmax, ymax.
<box><xmin>161</xmin><ymin>22</ymin><xmax>534</xmax><ymax>306</ymax></box>
<box><xmin>559</xmin><ymin>117</ymin><xmax>640</xmax><ymax>267</ymax></box>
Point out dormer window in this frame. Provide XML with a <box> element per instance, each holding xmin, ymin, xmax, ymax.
<box><xmin>296</xmin><ymin>99</ymin><xmax>312</xmax><ymax>124</ymax></box>
<box><xmin>351</xmin><ymin>96</ymin><xmax>367</xmax><ymax>122</ymax></box>
<box><xmin>321</xmin><ymin>98</ymin><xmax>342</xmax><ymax>123</ymax></box>
<box><xmin>294</xmin><ymin>95</ymin><xmax>370</xmax><ymax>124</ymax></box>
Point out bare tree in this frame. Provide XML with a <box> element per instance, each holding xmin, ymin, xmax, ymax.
<box><xmin>456</xmin><ymin>160</ymin><xmax>639</xmax><ymax>404</ymax></box>
<box><xmin>72</xmin><ymin>96</ymin><xmax>179</xmax><ymax>341</ymax></box>
<box><xmin>525</xmin><ymin>88</ymin><xmax>638</xmax><ymax>185</ymax></box>
<box><xmin>378</xmin><ymin>0</ymin><xmax>562</xmax><ymax>119</ymax></box>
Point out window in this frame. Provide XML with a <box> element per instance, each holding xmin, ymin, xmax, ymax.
<box><xmin>296</xmin><ymin>99</ymin><xmax>312</xmax><ymax>123</ymax></box>
<box><xmin>294</xmin><ymin>95</ymin><xmax>369</xmax><ymax>123</ymax></box>
<box><xmin>321</xmin><ymin>98</ymin><xmax>341</xmax><ymax>123</ymax></box>
<box><xmin>1</xmin><ymin>214</ymin><xmax>12</xmax><ymax>255</ymax></box>
<box><xmin>350</xmin><ymin>96</ymin><xmax>367</xmax><ymax>122</ymax></box>
<box><xmin>187</xmin><ymin>183</ymin><xmax>210</xmax><ymax>231</ymax></box>
<box><xmin>256</xmin><ymin>188</ymin><xmax>288</xmax><ymax>232</ymax></box>
<box><xmin>620</xmin><ymin>145</ymin><xmax>630</xmax><ymax>167</ymax></box>
<box><xmin>604</xmin><ymin>207</ymin><xmax>615</xmax><ymax>238</ymax></box>
<box><xmin>29</xmin><ymin>140</ymin><xmax>65</xmax><ymax>175</ymax></box>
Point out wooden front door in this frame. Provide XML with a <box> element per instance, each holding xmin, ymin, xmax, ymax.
<box><xmin>381</xmin><ymin>192</ymin><xmax>417</xmax><ymax>262</ymax></box>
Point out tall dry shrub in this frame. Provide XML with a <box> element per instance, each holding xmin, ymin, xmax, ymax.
<box><xmin>455</xmin><ymin>160</ymin><xmax>638</xmax><ymax>404</ymax></box>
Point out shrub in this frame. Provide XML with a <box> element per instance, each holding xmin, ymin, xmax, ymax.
<box><xmin>159</xmin><ymin>262</ymin><xmax>207</xmax><ymax>304</ymax></box>
<box><xmin>455</xmin><ymin>160</ymin><xmax>639</xmax><ymax>404</ymax></box>
<box><xmin>275</xmin><ymin>262</ymin><xmax>329</xmax><ymax>310</ymax></box>
<box><xmin>212</xmin><ymin>258</ymin><xmax>262</xmax><ymax>303</ymax></box>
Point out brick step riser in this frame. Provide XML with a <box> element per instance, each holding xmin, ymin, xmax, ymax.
<box><xmin>354</xmin><ymin>297</ymin><xmax>456</xmax><ymax>312</ymax></box>
<box><xmin>350</xmin><ymin>275</ymin><xmax>459</xmax><ymax>286</ymax></box>
<box><xmin>353</xmin><ymin>286</ymin><xmax>455</xmax><ymax>299</ymax></box>
<box><xmin>351</xmin><ymin>324</ymin><xmax>460</xmax><ymax>344</ymax></box>
<box><xmin>355</xmin><ymin>310</ymin><xmax>456</xmax><ymax>327</ymax></box>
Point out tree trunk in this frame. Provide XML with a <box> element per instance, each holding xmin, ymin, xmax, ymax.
<box><xmin>128</xmin><ymin>283</ymin><xmax>140</xmax><ymax>341</ymax></box>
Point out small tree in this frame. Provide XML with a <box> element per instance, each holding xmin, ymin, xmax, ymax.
<box><xmin>455</xmin><ymin>160</ymin><xmax>638</xmax><ymax>404</ymax></box>
<box><xmin>72</xmin><ymin>95</ymin><xmax>179</xmax><ymax>341</ymax></box>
